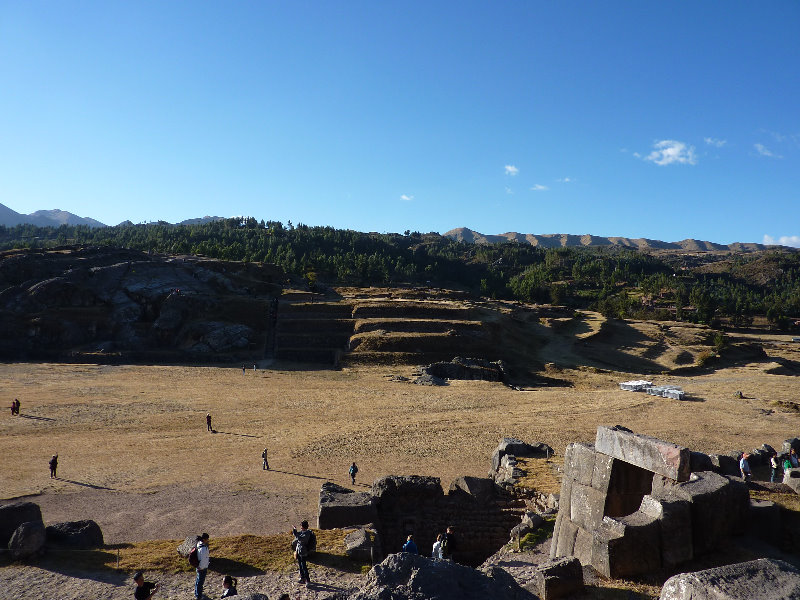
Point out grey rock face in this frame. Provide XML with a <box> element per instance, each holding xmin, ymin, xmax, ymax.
<box><xmin>333</xmin><ymin>552</ymin><xmax>535</xmax><ymax>600</ymax></box>
<box><xmin>372</xmin><ymin>476</ymin><xmax>443</xmax><ymax>501</ymax></box>
<box><xmin>595</xmin><ymin>425</ymin><xmax>691</xmax><ymax>482</ymax></box>
<box><xmin>0</xmin><ymin>502</ymin><xmax>43</xmax><ymax>546</ymax></box>
<box><xmin>45</xmin><ymin>520</ymin><xmax>104</xmax><ymax>548</ymax></box>
<box><xmin>345</xmin><ymin>526</ymin><xmax>382</xmax><ymax>564</ymax></box>
<box><xmin>659</xmin><ymin>559</ymin><xmax>800</xmax><ymax>600</ymax></box>
<box><xmin>9</xmin><ymin>520</ymin><xmax>46</xmax><ymax>560</ymax></box>
<box><xmin>318</xmin><ymin>482</ymin><xmax>378</xmax><ymax>530</ymax></box>
<box><xmin>533</xmin><ymin>557</ymin><xmax>583</xmax><ymax>600</ymax></box>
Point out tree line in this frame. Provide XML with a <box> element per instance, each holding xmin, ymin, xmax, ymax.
<box><xmin>1</xmin><ymin>219</ymin><xmax>799</xmax><ymax>328</ymax></box>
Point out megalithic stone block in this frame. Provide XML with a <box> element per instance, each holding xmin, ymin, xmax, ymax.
<box><xmin>595</xmin><ymin>425</ymin><xmax>691</xmax><ymax>482</ymax></box>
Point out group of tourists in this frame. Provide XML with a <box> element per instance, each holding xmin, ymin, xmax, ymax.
<box><xmin>9</xmin><ymin>398</ymin><xmax>20</xmax><ymax>415</ymax></box>
<box><xmin>402</xmin><ymin>526</ymin><xmax>456</xmax><ymax>561</ymax></box>
<box><xmin>740</xmin><ymin>447</ymin><xmax>799</xmax><ymax>482</ymax></box>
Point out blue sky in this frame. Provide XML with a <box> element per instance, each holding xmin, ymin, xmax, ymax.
<box><xmin>1</xmin><ymin>2</ymin><xmax>798</xmax><ymax>245</ymax></box>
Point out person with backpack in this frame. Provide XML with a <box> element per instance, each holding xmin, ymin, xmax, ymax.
<box><xmin>49</xmin><ymin>454</ymin><xmax>58</xmax><ymax>479</ymax></box>
<box><xmin>349</xmin><ymin>462</ymin><xmax>358</xmax><ymax>485</ymax></box>
<box><xmin>262</xmin><ymin>448</ymin><xmax>269</xmax><ymax>470</ymax></box>
<box><xmin>192</xmin><ymin>533</ymin><xmax>210</xmax><ymax>599</ymax></box>
<box><xmin>291</xmin><ymin>520</ymin><xmax>314</xmax><ymax>587</ymax></box>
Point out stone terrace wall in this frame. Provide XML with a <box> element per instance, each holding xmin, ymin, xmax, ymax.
<box><xmin>319</xmin><ymin>475</ymin><xmax>526</xmax><ymax>567</ymax></box>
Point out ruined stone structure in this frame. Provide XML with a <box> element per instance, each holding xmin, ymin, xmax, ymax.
<box><xmin>551</xmin><ymin>426</ymin><xmax>750</xmax><ymax>578</ymax></box>
<box><xmin>318</xmin><ymin>474</ymin><xmax>526</xmax><ymax>566</ymax></box>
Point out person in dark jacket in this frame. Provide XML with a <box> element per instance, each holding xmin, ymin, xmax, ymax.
<box><xmin>220</xmin><ymin>574</ymin><xmax>238</xmax><ymax>597</ymax></box>
<box><xmin>292</xmin><ymin>520</ymin><xmax>314</xmax><ymax>586</ymax></box>
<box><xmin>402</xmin><ymin>534</ymin><xmax>418</xmax><ymax>554</ymax></box>
<box><xmin>49</xmin><ymin>454</ymin><xmax>58</xmax><ymax>478</ymax></box>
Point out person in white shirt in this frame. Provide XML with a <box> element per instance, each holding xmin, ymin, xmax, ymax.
<box><xmin>431</xmin><ymin>534</ymin><xmax>444</xmax><ymax>559</ymax></box>
<box><xmin>194</xmin><ymin>533</ymin><xmax>210</xmax><ymax>599</ymax></box>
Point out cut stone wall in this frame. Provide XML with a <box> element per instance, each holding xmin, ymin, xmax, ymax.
<box><xmin>551</xmin><ymin>426</ymin><xmax>749</xmax><ymax>579</ymax></box>
<box><xmin>318</xmin><ymin>475</ymin><xmax>526</xmax><ymax>567</ymax></box>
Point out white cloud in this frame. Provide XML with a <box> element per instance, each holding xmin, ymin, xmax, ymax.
<box><xmin>400</xmin><ymin>194</ymin><xmax>414</xmax><ymax>201</ymax></box>
<box><xmin>556</xmin><ymin>177</ymin><xmax>572</xmax><ymax>183</ymax></box>
<box><xmin>755</xmin><ymin>143</ymin><xmax>782</xmax><ymax>158</ymax></box>
<box><xmin>704</xmin><ymin>137</ymin><xmax>727</xmax><ymax>147</ymax></box>
<box><xmin>644</xmin><ymin>140</ymin><xmax>697</xmax><ymax>166</ymax></box>
<box><xmin>530</xmin><ymin>184</ymin><xmax>549</xmax><ymax>191</ymax></box>
<box><xmin>504</xmin><ymin>165</ymin><xmax>519</xmax><ymax>176</ymax></box>
<box><xmin>763</xmin><ymin>234</ymin><xmax>800</xmax><ymax>248</ymax></box>
<box><xmin>505</xmin><ymin>187</ymin><xmax>514</xmax><ymax>195</ymax></box>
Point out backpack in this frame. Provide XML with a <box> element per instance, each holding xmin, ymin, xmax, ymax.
<box><xmin>293</xmin><ymin>529</ymin><xmax>314</xmax><ymax>558</ymax></box>
<box><xmin>440</xmin><ymin>536</ymin><xmax>450</xmax><ymax>557</ymax></box>
<box><xmin>188</xmin><ymin>546</ymin><xmax>200</xmax><ymax>567</ymax></box>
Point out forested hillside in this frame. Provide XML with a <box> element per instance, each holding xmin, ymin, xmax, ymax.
<box><xmin>2</xmin><ymin>219</ymin><xmax>799</xmax><ymax>328</ymax></box>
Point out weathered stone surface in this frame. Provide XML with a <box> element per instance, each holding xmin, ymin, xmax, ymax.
<box><xmin>9</xmin><ymin>520</ymin><xmax>46</xmax><ymax>560</ymax></box>
<box><xmin>640</xmin><ymin>492</ymin><xmax>693</xmax><ymax>568</ymax></box>
<box><xmin>45</xmin><ymin>520</ymin><xmax>104</xmax><ymax>548</ymax></box>
<box><xmin>595</xmin><ymin>425</ymin><xmax>690</xmax><ymax>482</ymax></box>
<box><xmin>603</xmin><ymin>510</ymin><xmax>661</xmax><ymax>579</ymax></box>
<box><xmin>533</xmin><ymin>557</ymin><xmax>583</xmax><ymax>600</ymax></box>
<box><xmin>671</xmin><ymin>471</ymin><xmax>748</xmax><ymax>555</ymax></box>
<box><xmin>553</xmin><ymin>518</ymin><xmax>578</xmax><ymax>559</ymax></box>
<box><xmin>0</xmin><ymin>502</ymin><xmax>42</xmax><ymax>546</ymax></box>
<box><xmin>372</xmin><ymin>476</ymin><xmax>443</xmax><ymax>502</ymax></box>
<box><xmin>709</xmin><ymin>453</ymin><xmax>740</xmax><ymax>477</ymax></box>
<box><xmin>659</xmin><ymin>558</ymin><xmax>800</xmax><ymax>600</ymax></box>
<box><xmin>690</xmin><ymin>451</ymin><xmax>714</xmax><ymax>473</ymax></box>
<box><xmin>569</xmin><ymin>482</ymin><xmax>606</xmax><ymax>531</ymax></box>
<box><xmin>491</xmin><ymin>438</ymin><xmax>554</xmax><ymax>472</ymax></box>
<box><xmin>345</xmin><ymin>526</ymin><xmax>382</xmax><ymax>564</ymax></box>
<box><xmin>449</xmin><ymin>476</ymin><xmax>499</xmax><ymax>504</ymax></box>
<box><xmin>747</xmin><ymin>499</ymin><xmax>781</xmax><ymax>545</ymax></box>
<box><xmin>318</xmin><ymin>482</ymin><xmax>378</xmax><ymax>529</ymax></box>
<box><xmin>564</xmin><ymin>442</ymin><xmax>597</xmax><ymax>486</ymax></box>
<box><xmin>331</xmin><ymin>552</ymin><xmax>535</xmax><ymax>600</ymax></box>
<box><xmin>423</xmin><ymin>357</ymin><xmax>507</xmax><ymax>383</ymax></box>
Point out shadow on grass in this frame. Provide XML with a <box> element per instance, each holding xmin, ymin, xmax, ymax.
<box><xmin>309</xmin><ymin>551</ymin><xmax>369</xmax><ymax>574</ymax></box>
<box><xmin>57</xmin><ymin>478</ymin><xmax>115</xmax><ymax>491</ymax></box>
<box><xmin>28</xmin><ymin>547</ymin><xmax>133</xmax><ymax>584</ymax></box>
<box><xmin>18</xmin><ymin>413</ymin><xmax>56</xmax><ymax>421</ymax></box>
<box><xmin>213</xmin><ymin>430</ymin><xmax>260</xmax><ymax>438</ymax></box>
<box><xmin>209</xmin><ymin>556</ymin><xmax>266</xmax><ymax>577</ymax></box>
<box><xmin>269</xmin><ymin>469</ymin><xmax>328</xmax><ymax>482</ymax></box>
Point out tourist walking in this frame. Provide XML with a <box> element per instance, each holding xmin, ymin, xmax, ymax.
<box><xmin>739</xmin><ymin>453</ymin><xmax>752</xmax><ymax>482</ymax></box>
<box><xmin>349</xmin><ymin>462</ymin><xmax>358</xmax><ymax>485</ymax></box>
<box><xmin>133</xmin><ymin>571</ymin><xmax>159</xmax><ymax>600</ymax></box>
<box><xmin>291</xmin><ymin>520</ymin><xmax>314</xmax><ymax>586</ymax></box>
<box><xmin>431</xmin><ymin>534</ymin><xmax>444</xmax><ymax>559</ymax></box>
<box><xmin>206</xmin><ymin>413</ymin><xmax>212</xmax><ymax>432</ymax></box>
<box><xmin>194</xmin><ymin>533</ymin><xmax>210</xmax><ymax>599</ymax></box>
<box><xmin>242</xmin><ymin>365</ymin><xmax>246</xmax><ymax>375</ymax></box>
<box><xmin>262</xmin><ymin>448</ymin><xmax>269</xmax><ymax>470</ymax></box>
<box><xmin>14</xmin><ymin>398</ymin><xmax>20</xmax><ymax>415</ymax></box>
<box><xmin>220</xmin><ymin>574</ymin><xmax>238</xmax><ymax>597</ymax></box>
<box><xmin>402</xmin><ymin>534</ymin><xmax>418</xmax><ymax>554</ymax></box>
<box><xmin>49</xmin><ymin>454</ymin><xmax>58</xmax><ymax>478</ymax></box>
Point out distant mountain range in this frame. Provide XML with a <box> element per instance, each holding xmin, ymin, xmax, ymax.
<box><xmin>443</xmin><ymin>228</ymin><xmax>771</xmax><ymax>252</ymax></box>
<box><xmin>0</xmin><ymin>202</ymin><xmax>226</xmax><ymax>228</ymax></box>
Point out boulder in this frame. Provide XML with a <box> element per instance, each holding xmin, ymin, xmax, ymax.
<box><xmin>0</xmin><ymin>502</ymin><xmax>43</xmax><ymax>546</ymax></box>
<box><xmin>448</xmin><ymin>476</ymin><xmax>500</xmax><ymax>505</ymax></box>
<box><xmin>331</xmin><ymin>552</ymin><xmax>535</xmax><ymax>600</ymax></box>
<box><xmin>345</xmin><ymin>526</ymin><xmax>382</xmax><ymax>564</ymax></box>
<box><xmin>689</xmin><ymin>451</ymin><xmax>714</xmax><ymax>473</ymax></box>
<box><xmin>595</xmin><ymin>425</ymin><xmax>690</xmax><ymax>482</ymax></box>
<box><xmin>45</xmin><ymin>520</ymin><xmax>104</xmax><ymax>549</ymax></box>
<box><xmin>491</xmin><ymin>438</ymin><xmax>554</xmax><ymax>472</ymax></box>
<box><xmin>659</xmin><ymin>558</ymin><xmax>800</xmax><ymax>600</ymax></box>
<box><xmin>671</xmin><ymin>471</ymin><xmax>749</xmax><ymax>555</ymax></box>
<box><xmin>372</xmin><ymin>476</ymin><xmax>443</xmax><ymax>502</ymax></box>
<box><xmin>532</xmin><ymin>557</ymin><xmax>583</xmax><ymax>600</ymax></box>
<box><xmin>318</xmin><ymin>482</ymin><xmax>378</xmax><ymax>530</ymax></box>
<box><xmin>708</xmin><ymin>453</ymin><xmax>741</xmax><ymax>477</ymax></box>
<box><xmin>9</xmin><ymin>520</ymin><xmax>46</xmax><ymax>560</ymax></box>
<box><xmin>747</xmin><ymin>499</ymin><xmax>781</xmax><ymax>545</ymax></box>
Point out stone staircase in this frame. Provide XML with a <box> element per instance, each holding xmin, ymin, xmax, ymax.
<box><xmin>273</xmin><ymin>297</ymin><xmax>355</xmax><ymax>365</ymax></box>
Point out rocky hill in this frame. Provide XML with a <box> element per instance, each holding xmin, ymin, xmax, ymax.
<box><xmin>0</xmin><ymin>247</ymin><xmax>283</xmax><ymax>362</ymax></box>
<box><xmin>0</xmin><ymin>203</ymin><xmax>106</xmax><ymax>228</ymax></box>
<box><xmin>444</xmin><ymin>227</ymin><xmax>770</xmax><ymax>252</ymax></box>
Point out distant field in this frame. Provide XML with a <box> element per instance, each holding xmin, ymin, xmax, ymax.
<box><xmin>2</xmin><ymin>359</ymin><xmax>799</xmax><ymax>545</ymax></box>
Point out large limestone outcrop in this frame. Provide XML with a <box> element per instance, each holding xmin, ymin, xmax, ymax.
<box><xmin>551</xmin><ymin>426</ymin><xmax>750</xmax><ymax>579</ymax></box>
<box><xmin>0</xmin><ymin>502</ymin><xmax>43</xmax><ymax>546</ymax></box>
<box><xmin>329</xmin><ymin>552</ymin><xmax>535</xmax><ymax>600</ymax></box>
<box><xmin>659</xmin><ymin>559</ymin><xmax>800</xmax><ymax>600</ymax></box>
